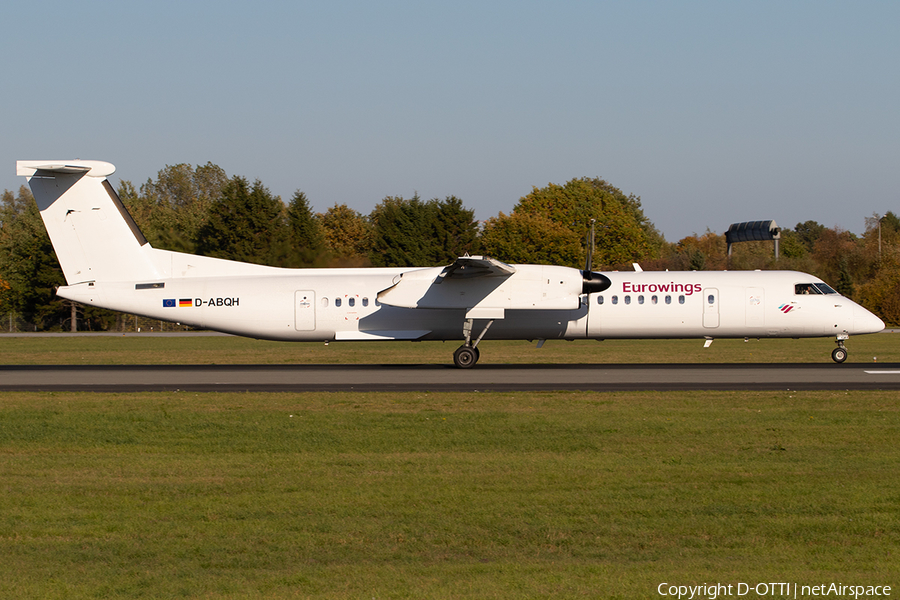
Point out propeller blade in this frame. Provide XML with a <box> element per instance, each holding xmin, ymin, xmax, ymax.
<box><xmin>584</xmin><ymin>219</ymin><xmax>595</xmax><ymax>272</ymax></box>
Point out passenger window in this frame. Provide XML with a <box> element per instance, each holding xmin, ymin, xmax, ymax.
<box><xmin>348</xmin><ymin>297</ymin><xmax>355</xmax><ymax>307</ymax></box>
<box><xmin>321</xmin><ymin>297</ymin><xmax>329</xmax><ymax>308</ymax></box>
<box><xmin>362</xmin><ymin>297</ymin><xmax>369</xmax><ymax>307</ymax></box>
<box><xmin>707</xmin><ymin>294</ymin><xmax>715</xmax><ymax>304</ymax></box>
<box><xmin>612</xmin><ymin>295</ymin><xmax>618</xmax><ymax>305</ymax></box>
<box><xmin>335</xmin><ymin>298</ymin><xmax>342</xmax><ymax>307</ymax></box>
<box><xmin>624</xmin><ymin>296</ymin><xmax>631</xmax><ymax>305</ymax></box>
<box><xmin>597</xmin><ymin>295</ymin><xmax>604</xmax><ymax>305</ymax></box>
<box><xmin>678</xmin><ymin>295</ymin><xmax>685</xmax><ymax>304</ymax></box>
<box><xmin>665</xmin><ymin>295</ymin><xmax>671</xmax><ymax>305</ymax></box>
<box><xmin>638</xmin><ymin>295</ymin><xmax>644</xmax><ymax>305</ymax></box>
<box><xmin>651</xmin><ymin>295</ymin><xmax>658</xmax><ymax>305</ymax></box>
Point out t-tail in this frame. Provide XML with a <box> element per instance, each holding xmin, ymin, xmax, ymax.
<box><xmin>16</xmin><ymin>160</ymin><xmax>160</xmax><ymax>284</ymax></box>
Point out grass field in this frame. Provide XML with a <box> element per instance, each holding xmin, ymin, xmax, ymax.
<box><xmin>1</xmin><ymin>335</ymin><xmax>897</xmax><ymax>598</ymax></box>
<box><xmin>0</xmin><ymin>331</ymin><xmax>898</xmax><ymax>365</ymax></box>
<box><xmin>0</xmin><ymin>389</ymin><xmax>897</xmax><ymax>599</ymax></box>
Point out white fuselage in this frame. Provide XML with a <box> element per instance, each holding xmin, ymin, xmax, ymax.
<box><xmin>56</xmin><ymin>264</ymin><xmax>884</xmax><ymax>343</ymax></box>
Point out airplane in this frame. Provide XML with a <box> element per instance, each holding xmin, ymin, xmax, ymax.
<box><xmin>17</xmin><ymin>159</ymin><xmax>885</xmax><ymax>367</ymax></box>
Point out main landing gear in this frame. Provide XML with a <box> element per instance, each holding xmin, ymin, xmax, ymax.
<box><xmin>831</xmin><ymin>333</ymin><xmax>849</xmax><ymax>364</ymax></box>
<box><xmin>453</xmin><ymin>318</ymin><xmax>494</xmax><ymax>368</ymax></box>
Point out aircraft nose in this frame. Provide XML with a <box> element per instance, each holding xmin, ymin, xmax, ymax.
<box><xmin>852</xmin><ymin>304</ymin><xmax>885</xmax><ymax>334</ymax></box>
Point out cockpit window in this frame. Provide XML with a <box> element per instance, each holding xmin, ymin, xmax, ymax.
<box><xmin>814</xmin><ymin>283</ymin><xmax>838</xmax><ymax>295</ymax></box>
<box><xmin>795</xmin><ymin>283</ymin><xmax>823</xmax><ymax>295</ymax></box>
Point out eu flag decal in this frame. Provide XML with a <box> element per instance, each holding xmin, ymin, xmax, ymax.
<box><xmin>163</xmin><ymin>299</ymin><xmax>176</xmax><ymax>308</ymax></box>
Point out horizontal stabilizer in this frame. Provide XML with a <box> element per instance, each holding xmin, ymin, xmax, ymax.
<box><xmin>17</xmin><ymin>160</ymin><xmax>116</xmax><ymax>178</ymax></box>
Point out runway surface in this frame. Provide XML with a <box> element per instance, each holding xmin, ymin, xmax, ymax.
<box><xmin>2</xmin><ymin>363</ymin><xmax>900</xmax><ymax>392</ymax></box>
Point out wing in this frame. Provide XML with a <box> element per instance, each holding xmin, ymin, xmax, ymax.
<box><xmin>376</xmin><ymin>256</ymin><xmax>515</xmax><ymax>310</ymax></box>
<box><xmin>376</xmin><ymin>256</ymin><xmax>583</xmax><ymax>316</ymax></box>
<box><xmin>438</xmin><ymin>256</ymin><xmax>516</xmax><ymax>280</ymax></box>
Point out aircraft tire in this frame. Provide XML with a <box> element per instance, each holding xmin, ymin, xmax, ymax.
<box><xmin>831</xmin><ymin>347</ymin><xmax>848</xmax><ymax>363</ymax></box>
<box><xmin>453</xmin><ymin>346</ymin><xmax>479</xmax><ymax>369</ymax></box>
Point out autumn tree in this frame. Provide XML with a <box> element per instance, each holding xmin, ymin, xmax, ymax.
<box><xmin>480</xmin><ymin>212</ymin><xmax>581</xmax><ymax>265</ymax></box>
<box><xmin>856</xmin><ymin>212</ymin><xmax>900</xmax><ymax>324</ymax></box>
<box><xmin>674</xmin><ymin>231</ymin><xmax>727</xmax><ymax>270</ymax></box>
<box><xmin>811</xmin><ymin>228</ymin><xmax>865</xmax><ymax>297</ymax></box>
<box><xmin>487</xmin><ymin>177</ymin><xmax>659</xmax><ymax>268</ymax></box>
<box><xmin>318</xmin><ymin>204</ymin><xmax>372</xmax><ymax>265</ymax></box>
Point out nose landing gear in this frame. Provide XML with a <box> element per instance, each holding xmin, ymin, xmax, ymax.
<box><xmin>831</xmin><ymin>334</ymin><xmax>849</xmax><ymax>363</ymax></box>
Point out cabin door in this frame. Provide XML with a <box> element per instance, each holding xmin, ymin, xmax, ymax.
<box><xmin>746</xmin><ymin>287</ymin><xmax>764</xmax><ymax>328</ymax></box>
<box><xmin>703</xmin><ymin>288</ymin><xmax>719</xmax><ymax>328</ymax></box>
<box><xmin>295</xmin><ymin>291</ymin><xmax>316</xmax><ymax>331</ymax></box>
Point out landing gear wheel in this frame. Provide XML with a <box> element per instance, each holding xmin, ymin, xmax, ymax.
<box><xmin>831</xmin><ymin>347</ymin><xmax>848</xmax><ymax>363</ymax></box>
<box><xmin>453</xmin><ymin>346</ymin><xmax>479</xmax><ymax>369</ymax></box>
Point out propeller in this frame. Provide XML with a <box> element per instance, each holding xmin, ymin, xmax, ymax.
<box><xmin>582</xmin><ymin>219</ymin><xmax>611</xmax><ymax>294</ymax></box>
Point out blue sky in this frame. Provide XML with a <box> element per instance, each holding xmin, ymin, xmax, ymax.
<box><xmin>3</xmin><ymin>0</ymin><xmax>898</xmax><ymax>242</ymax></box>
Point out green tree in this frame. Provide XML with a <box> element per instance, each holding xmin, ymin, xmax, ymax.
<box><xmin>195</xmin><ymin>176</ymin><xmax>290</xmax><ymax>266</ymax></box>
<box><xmin>368</xmin><ymin>194</ymin><xmax>478</xmax><ymax>267</ymax></box>
<box><xmin>835</xmin><ymin>256</ymin><xmax>855</xmax><ymax>298</ymax></box>
<box><xmin>133</xmin><ymin>162</ymin><xmax>229</xmax><ymax>253</ymax></box>
<box><xmin>430</xmin><ymin>195</ymin><xmax>479</xmax><ymax>262</ymax></box>
<box><xmin>286</xmin><ymin>191</ymin><xmax>327</xmax><ymax>266</ymax></box>
<box><xmin>0</xmin><ymin>187</ymin><xmax>66</xmax><ymax>329</ymax></box>
<box><xmin>779</xmin><ymin>229</ymin><xmax>808</xmax><ymax>259</ymax></box>
<box><xmin>881</xmin><ymin>211</ymin><xmax>900</xmax><ymax>234</ymax></box>
<box><xmin>794</xmin><ymin>220</ymin><xmax>826</xmax><ymax>253</ymax></box>
<box><xmin>368</xmin><ymin>194</ymin><xmax>431</xmax><ymax>267</ymax></box>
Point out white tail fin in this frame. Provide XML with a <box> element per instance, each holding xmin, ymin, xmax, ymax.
<box><xmin>17</xmin><ymin>160</ymin><xmax>160</xmax><ymax>284</ymax></box>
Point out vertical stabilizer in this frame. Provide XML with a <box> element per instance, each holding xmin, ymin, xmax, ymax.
<box><xmin>17</xmin><ymin>160</ymin><xmax>159</xmax><ymax>284</ymax></box>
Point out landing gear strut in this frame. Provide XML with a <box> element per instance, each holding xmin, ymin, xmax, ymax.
<box><xmin>453</xmin><ymin>318</ymin><xmax>493</xmax><ymax>368</ymax></box>
<box><xmin>831</xmin><ymin>334</ymin><xmax>849</xmax><ymax>363</ymax></box>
